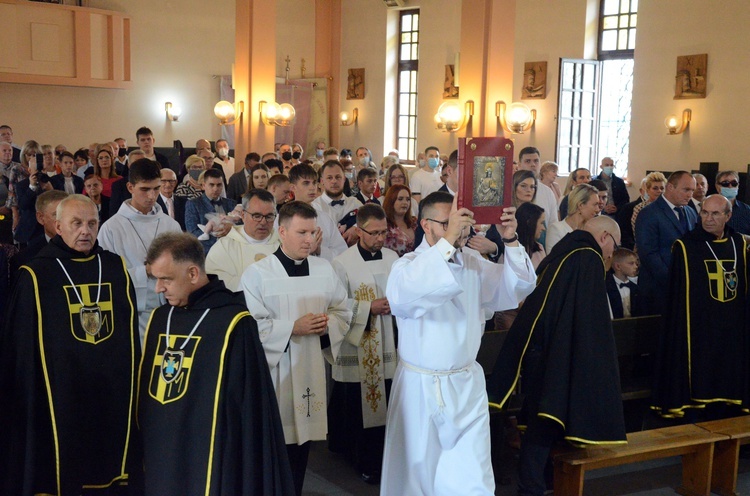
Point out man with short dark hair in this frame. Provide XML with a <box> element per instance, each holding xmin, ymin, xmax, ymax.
<box><xmin>206</xmin><ymin>189</ymin><xmax>280</xmax><ymax>291</ymax></box>
<box><xmin>518</xmin><ymin>146</ymin><xmax>558</xmax><ymax>225</ymax></box>
<box><xmin>136</xmin><ymin>126</ymin><xmax>170</xmax><ymax>170</ymax></box>
<box><xmin>409</xmin><ymin>145</ymin><xmax>443</xmax><ymax>204</ymax></box>
<box><xmin>227</xmin><ymin>151</ymin><xmax>260</xmax><ymax>202</ymax></box>
<box><xmin>589</xmin><ymin>178</ymin><xmax>609</xmax><ymax>214</ymax></box>
<box><xmin>185</xmin><ymin>168</ymin><xmax>237</xmax><ymax>253</ymax></box>
<box><xmin>635</xmin><ymin>170</ymin><xmax>698</xmax><ymax>313</ymax></box>
<box><xmin>214</xmin><ymin>138</ymin><xmax>235</xmax><ymax>180</ymax></box>
<box><xmin>559</xmin><ymin>167</ymin><xmax>592</xmax><ymax>218</ymax></box>
<box><xmin>330</xmin><ymin>204</ymin><xmax>398</xmax><ymax>484</ymax></box>
<box><xmin>267</xmin><ymin>173</ymin><xmax>292</xmax><ymax>211</ymax></box>
<box><xmin>0</xmin><ymin>125</ymin><xmax>21</xmax><ymax>162</ymax></box>
<box><xmin>9</xmin><ymin>189</ymin><xmax>68</xmax><ymax>273</ymax></box>
<box><xmin>279</xmin><ymin>143</ymin><xmax>294</xmax><ymax>173</ymax></box>
<box><xmin>312</xmin><ymin>160</ymin><xmax>363</xmax><ymax>246</ymax></box>
<box><xmin>242</xmin><ymin>201</ymin><xmax>351</xmax><ymax>496</ymax></box>
<box><xmin>715</xmin><ymin>170</ymin><xmax>750</xmax><ymax>235</ymax></box>
<box><xmin>138</xmin><ymin>232</ymin><xmax>295</xmax><ymax>495</ymax></box>
<box><xmin>1</xmin><ymin>194</ymin><xmax>141</xmax><ymax>495</ymax></box>
<box><xmin>354</xmin><ymin>168</ymin><xmax>379</xmax><ymax>205</ymax></box>
<box><xmin>98</xmin><ymin>159</ymin><xmax>182</xmax><ymax>342</ymax></box>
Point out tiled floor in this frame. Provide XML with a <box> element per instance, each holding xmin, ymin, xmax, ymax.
<box><xmin>303</xmin><ymin>439</ymin><xmax>750</xmax><ymax>495</ymax></box>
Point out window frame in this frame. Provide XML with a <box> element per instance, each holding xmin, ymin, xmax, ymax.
<box><xmin>396</xmin><ymin>8</ymin><xmax>420</xmax><ymax>162</ymax></box>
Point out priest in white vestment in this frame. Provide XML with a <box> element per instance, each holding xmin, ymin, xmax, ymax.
<box><xmin>241</xmin><ymin>201</ymin><xmax>352</xmax><ymax>496</ymax></box>
<box><xmin>330</xmin><ymin>204</ymin><xmax>398</xmax><ymax>483</ymax></box>
<box><xmin>382</xmin><ymin>192</ymin><xmax>536</xmax><ymax>496</ymax></box>
<box><xmin>205</xmin><ymin>189</ymin><xmax>280</xmax><ymax>291</ymax></box>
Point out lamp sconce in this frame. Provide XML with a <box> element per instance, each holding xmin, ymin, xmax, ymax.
<box><xmin>259</xmin><ymin>101</ymin><xmax>296</xmax><ymax>127</ymax></box>
<box><xmin>214</xmin><ymin>100</ymin><xmax>244</xmax><ymax>126</ymax></box>
<box><xmin>665</xmin><ymin>109</ymin><xmax>691</xmax><ymax>135</ymax></box>
<box><xmin>165</xmin><ymin>102</ymin><xmax>182</xmax><ymax>122</ymax></box>
<box><xmin>340</xmin><ymin>108</ymin><xmax>358</xmax><ymax>126</ymax></box>
<box><xmin>495</xmin><ymin>101</ymin><xmax>536</xmax><ymax>134</ymax></box>
<box><xmin>434</xmin><ymin>100</ymin><xmax>474</xmax><ymax>132</ymax></box>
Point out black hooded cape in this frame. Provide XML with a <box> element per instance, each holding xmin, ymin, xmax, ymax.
<box><xmin>651</xmin><ymin>225</ymin><xmax>749</xmax><ymax>417</ymax></box>
<box><xmin>136</xmin><ymin>277</ymin><xmax>295</xmax><ymax>495</ymax></box>
<box><xmin>487</xmin><ymin>230</ymin><xmax>627</xmax><ymax>445</ymax></box>
<box><xmin>0</xmin><ymin>236</ymin><xmax>141</xmax><ymax>495</ymax></box>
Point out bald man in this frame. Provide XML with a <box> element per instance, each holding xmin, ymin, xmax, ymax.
<box><xmin>489</xmin><ymin>215</ymin><xmax>627</xmax><ymax>496</ymax></box>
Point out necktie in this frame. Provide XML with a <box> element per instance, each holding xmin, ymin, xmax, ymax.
<box><xmin>330</xmin><ymin>199</ymin><xmax>345</xmax><ymax>206</ymax></box>
<box><xmin>167</xmin><ymin>197</ymin><xmax>174</xmax><ymax>218</ymax></box>
<box><xmin>675</xmin><ymin>206</ymin><xmax>689</xmax><ymax>233</ymax></box>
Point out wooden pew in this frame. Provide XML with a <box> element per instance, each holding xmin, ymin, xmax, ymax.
<box><xmin>553</xmin><ymin>424</ymin><xmax>728</xmax><ymax>496</ymax></box>
<box><xmin>696</xmin><ymin>415</ymin><xmax>750</xmax><ymax>496</ymax></box>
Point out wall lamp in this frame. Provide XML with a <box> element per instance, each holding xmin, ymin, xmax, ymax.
<box><xmin>214</xmin><ymin>100</ymin><xmax>244</xmax><ymax>126</ymax></box>
<box><xmin>165</xmin><ymin>102</ymin><xmax>182</xmax><ymax>122</ymax></box>
<box><xmin>434</xmin><ymin>100</ymin><xmax>474</xmax><ymax>132</ymax></box>
<box><xmin>495</xmin><ymin>101</ymin><xmax>536</xmax><ymax>134</ymax></box>
<box><xmin>665</xmin><ymin>109</ymin><xmax>691</xmax><ymax>135</ymax></box>
<box><xmin>340</xmin><ymin>108</ymin><xmax>358</xmax><ymax>126</ymax></box>
<box><xmin>259</xmin><ymin>101</ymin><xmax>296</xmax><ymax>127</ymax></box>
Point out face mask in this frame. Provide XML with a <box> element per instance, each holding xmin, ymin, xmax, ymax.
<box><xmin>602</xmin><ymin>166</ymin><xmax>614</xmax><ymax>176</ymax></box>
<box><xmin>359</xmin><ymin>157</ymin><xmax>369</xmax><ymax>167</ymax></box>
<box><xmin>217</xmin><ymin>148</ymin><xmax>228</xmax><ymax>158</ymax></box>
<box><xmin>427</xmin><ymin>157</ymin><xmax>440</xmax><ymax>170</ymax></box>
<box><xmin>316</xmin><ymin>149</ymin><xmax>324</xmax><ymax>158</ymax></box>
<box><xmin>292</xmin><ymin>151</ymin><xmax>301</xmax><ymax>160</ymax></box>
<box><xmin>189</xmin><ymin>169</ymin><xmax>202</xmax><ymax>181</ymax></box>
<box><xmin>281</xmin><ymin>151</ymin><xmax>292</xmax><ymax>161</ymax></box>
<box><xmin>345</xmin><ymin>172</ymin><xmax>354</xmax><ymax>180</ymax></box>
<box><xmin>118</xmin><ymin>148</ymin><xmax>127</xmax><ymax>157</ymax></box>
<box><xmin>721</xmin><ymin>187</ymin><xmax>738</xmax><ymax>201</ymax></box>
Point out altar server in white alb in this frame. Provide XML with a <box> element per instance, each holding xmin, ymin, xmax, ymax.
<box><xmin>382</xmin><ymin>191</ymin><xmax>536</xmax><ymax>496</ymax></box>
<box><xmin>330</xmin><ymin>204</ymin><xmax>399</xmax><ymax>484</ymax></box>
<box><xmin>241</xmin><ymin>201</ymin><xmax>352</xmax><ymax>496</ymax></box>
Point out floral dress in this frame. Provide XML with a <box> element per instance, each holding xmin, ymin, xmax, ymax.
<box><xmin>385</xmin><ymin>224</ymin><xmax>415</xmax><ymax>257</ymax></box>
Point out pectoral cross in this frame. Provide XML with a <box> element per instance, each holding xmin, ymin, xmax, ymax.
<box><xmin>302</xmin><ymin>387</ymin><xmax>315</xmax><ymax>417</ymax></box>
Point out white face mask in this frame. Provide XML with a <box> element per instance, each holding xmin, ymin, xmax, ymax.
<box><xmin>217</xmin><ymin>148</ymin><xmax>228</xmax><ymax>158</ymax></box>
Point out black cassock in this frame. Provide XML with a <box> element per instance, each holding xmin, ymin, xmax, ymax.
<box><xmin>651</xmin><ymin>225</ymin><xmax>750</xmax><ymax>417</ymax></box>
<box><xmin>0</xmin><ymin>237</ymin><xmax>141</xmax><ymax>495</ymax></box>
<box><xmin>137</xmin><ymin>277</ymin><xmax>295</xmax><ymax>495</ymax></box>
<box><xmin>488</xmin><ymin>230</ymin><xmax>627</xmax><ymax>445</ymax></box>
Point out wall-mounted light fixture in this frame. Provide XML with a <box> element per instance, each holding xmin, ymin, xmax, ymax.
<box><xmin>665</xmin><ymin>109</ymin><xmax>691</xmax><ymax>135</ymax></box>
<box><xmin>434</xmin><ymin>100</ymin><xmax>474</xmax><ymax>132</ymax></box>
<box><xmin>495</xmin><ymin>101</ymin><xmax>536</xmax><ymax>134</ymax></box>
<box><xmin>259</xmin><ymin>101</ymin><xmax>296</xmax><ymax>127</ymax></box>
<box><xmin>214</xmin><ymin>100</ymin><xmax>244</xmax><ymax>126</ymax></box>
<box><xmin>165</xmin><ymin>102</ymin><xmax>182</xmax><ymax>122</ymax></box>
<box><xmin>340</xmin><ymin>108</ymin><xmax>358</xmax><ymax>126</ymax></box>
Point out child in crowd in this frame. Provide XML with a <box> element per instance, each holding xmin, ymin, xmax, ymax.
<box><xmin>606</xmin><ymin>248</ymin><xmax>642</xmax><ymax>319</ymax></box>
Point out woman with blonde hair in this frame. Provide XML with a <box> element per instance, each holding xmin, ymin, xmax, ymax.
<box><xmin>545</xmin><ymin>183</ymin><xmax>599</xmax><ymax>252</ymax></box>
<box><xmin>175</xmin><ymin>154</ymin><xmax>206</xmax><ymax>201</ymax></box>
<box><xmin>631</xmin><ymin>171</ymin><xmax>667</xmax><ymax>234</ymax></box>
<box><xmin>540</xmin><ymin>161</ymin><xmax>562</xmax><ymax>203</ymax></box>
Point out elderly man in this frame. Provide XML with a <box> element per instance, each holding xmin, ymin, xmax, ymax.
<box><xmin>138</xmin><ymin>232</ymin><xmax>294</xmax><ymax>495</ymax></box>
<box><xmin>0</xmin><ymin>195</ymin><xmax>141</xmax><ymax>495</ymax></box>
<box><xmin>159</xmin><ymin>167</ymin><xmax>178</xmax><ymax>220</ymax></box>
<box><xmin>714</xmin><ymin>170</ymin><xmax>750</xmax><ymax>234</ymax></box>
<box><xmin>489</xmin><ymin>215</ymin><xmax>626</xmax><ymax>496</ymax></box>
<box><xmin>383</xmin><ymin>192</ymin><xmax>536</xmax><ymax>496</ymax></box>
<box><xmin>652</xmin><ymin>195</ymin><xmax>749</xmax><ymax>420</ymax></box>
<box><xmin>690</xmin><ymin>173</ymin><xmax>708</xmax><ymax>213</ymax></box>
<box><xmin>206</xmin><ymin>189</ymin><xmax>280</xmax><ymax>291</ymax></box>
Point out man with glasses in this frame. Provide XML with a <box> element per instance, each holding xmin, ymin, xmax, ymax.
<box><xmin>159</xmin><ymin>168</ymin><xmax>178</xmax><ymax>220</ymax></box>
<box><xmin>489</xmin><ymin>215</ymin><xmax>626</xmax><ymax>496</ymax></box>
<box><xmin>206</xmin><ymin>189</ymin><xmax>280</xmax><ymax>291</ymax></box>
<box><xmin>715</xmin><ymin>170</ymin><xmax>750</xmax><ymax>234</ymax></box>
<box><xmin>382</xmin><ymin>191</ymin><xmax>536</xmax><ymax>496</ymax></box>
<box><xmin>652</xmin><ymin>195</ymin><xmax>749</xmax><ymax>420</ymax></box>
<box><xmin>329</xmin><ymin>204</ymin><xmax>398</xmax><ymax>485</ymax></box>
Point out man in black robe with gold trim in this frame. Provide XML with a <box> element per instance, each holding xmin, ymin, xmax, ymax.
<box><xmin>0</xmin><ymin>194</ymin><xmax>141</xmax><ymax>495</ymax></box>
<box><xmin>652</xmin><ymin>195</ymin><xmax>749</xmax><ymax>419</ymax></box>
<box><xmin>137</xmin><ymin>232</ymin><xmax>294</xmax><ymax>495</ymax></box>
<box><xmin>487</xmin><ymin>215</ymin><xmax>627</xmax><ymax>496</ymax></box>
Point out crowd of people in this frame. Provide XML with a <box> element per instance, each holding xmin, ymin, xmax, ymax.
<box><xmin>0</xmin><ymin>122</ymin><xmax>748</xmax><ymax>496</ymax></box>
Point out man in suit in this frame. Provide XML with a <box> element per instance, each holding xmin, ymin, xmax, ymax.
<box><xmin>635</xmin><ymin>170</ymin><xmax>697</xmax><ymax>314</ymax></box>
<box><xmin>185</xmin><ymin>168</ymin><xmax>237</xmax><ymax>252</ymax></box>
<box><xmin>354</xmin><ymin>168</ymin><xmax>380</xmax><ymax>205</ymax></box>
<box><xmin>227</xmin><ymin>152</ymin><xmax>259</xmax><ymax>203</ymax></box>
<box><xmin>595</xmin><ymin>156</ymin><xmax>630</xmax><ymax>216</ymax></box>
<box><xmin>605</xmin><ymin>248</ymin><xmax>642</xmax><ymax>319</ymax></box>
<box><xmin>617</xmin><ymin>177</ymin><xmax>646</xmax><ymax>250</ymax></box>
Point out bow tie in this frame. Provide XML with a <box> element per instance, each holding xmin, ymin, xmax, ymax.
<box><xmin>619</xmin><ymin>281</ymin><xmax>635</xmax><ymax>289</ymax></box>
<box><xmin>330</xmin><ymin>199</ymin><xmax>345</xmax><ymax>206</ymax></box>
<box><xmin>210</xmin><ymin>199</ymin><xmax>222</xmax><ymax>206</ymax></box>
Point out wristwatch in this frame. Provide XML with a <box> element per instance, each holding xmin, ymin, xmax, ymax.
<box><xmin>501</xmin><ymin>232</ymin><xmax>518</xmax><ymax>244</ymax></box>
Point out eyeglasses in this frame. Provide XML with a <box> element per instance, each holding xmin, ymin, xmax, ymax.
<box><xmin>245</xmin><ymin>211</ymin><xmax>277</xmax><ymax>223</ymax></box>
<box><xmin>719</xmin><ymin>180</ymin><xmax>739</xmax><ymax>188</ymax></box>
<box><xmin>161</xmin><ymin>179</ymin><xmax>177</xmax><ymax>184</ymax></box>
<box><xmin>426</xmin><ymin>218</ymin><xmax>450</xmax><ymax>230</ymax></box>
<box><xmin>358</xmin><ymin>226</ymin><xmax>388</xmax><ymax>238</ymax></box>
<box><xmin>607</xmin><ymin>232</ymin><xmax>620</xmax><ymax>251</ymax></box>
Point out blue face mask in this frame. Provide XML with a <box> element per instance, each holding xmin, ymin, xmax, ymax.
<box><xmin>602</xmin><ymin>166</ymin><xmax>614</xmax><ymax>177</ymax></box>
<box><xmin>721</xmin><ymin>187</ymin><xmax>739</xmax><ymax>201</ymax></box>
<box><xmin>427</xmin><ymin>157</ymin><xmax>440</xmax><ymax>169</ymax></box>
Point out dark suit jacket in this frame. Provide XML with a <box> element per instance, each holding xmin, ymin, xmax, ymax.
<box><xmin>605</xmin><ymin>272</ymin><xmax>642</xmax><ymax>319</ymax></box>
<box><xmin>13</xmin><ymin>179</ymin><xmax>43</xmax><ymax>244</ymax></box>
<box><xmin>634</xmin><ymin>196</ymin><xmax>697</xmax><ymax>313</ymax></box>
<box><xmin>595</xmin><ymin>172</ymin><xmax>630</xmax><ymax>208</ymax></box>
<box><xmin>227</xmin><ymin>170</ymin><xmax>249</xmax><ymax>203</ymax></box>
<box><xmin>9</xmin><ymin>234</ymin><xmax>47</xmax><ymax>275</ymax></box>
<box><xmin>184</xmin><ymin>194</ymin><xmax>237</xmax><ymax>252</ymax></box>
<box><xmin>97</xmin><ymin>195</ymin><xmax>110</xmax><ymax>225</ymax></box>
<box><xmin>49</xmin><ymin>174</ymin><xmax>84</xmax><ymax>194</ymax></box>
<box><xmin>354</xmin><ymin>192</ymin><xmax>380</xmax><ymax>205</ymax></box>
<box><xmin>616</xmin><ymin>197</ymin><xmax>643</xmax><ymax>250</ymax></box>
<box><xmin>109</xmin><ymin>171</ymin><xmax>130</xmax><ymax>217</ymax></box>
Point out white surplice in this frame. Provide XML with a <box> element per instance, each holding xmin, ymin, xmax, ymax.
<box><xmin>381</xmin><ymin>238</ymin><xmax>536</xmax><ymax>496</ymax></box>
<box><xmin>205</xmin><ymin>225</ymin><xmax>280</xmax><ymax>291</ymax></box>
<box><xmin>241</xmin><ymin>254</ymin><xmax>352</xmax><ymax>445</ymax></box>
<box><xmin>332</xmin><ymin>245</ymin><xmax>399</xmax><ymax>428</ymax></box>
